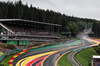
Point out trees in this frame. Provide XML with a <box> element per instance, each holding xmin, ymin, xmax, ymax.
<box><xmin>94</xmin><ymin>44</ymin><xmax>100</xmax><ymax>54</ymax></box>
<box><xmin>22</xmin><ymin>4</ymin><xmax>29</xmax><ymax>19</ymax></box>
<box><xmin>0</xmin><ymin>2</ymin><xmax>8</xmax><ymax>19</ymax></box>
<box><xmin>7</xmin><ymin>1</ymin><xmax>14</xmax><ymax>19</ymax></box>
<box><xmin>92</xmin><ymin>22</ymin><xmax>100</xmax><ymax>37</ymax></box>
<box><xmin>65</xmin><ymin>21</ymin><xmax>79</xmax><ymax>36</ymax></box>
<box><xmin>15</xmin><ymin>0</ymin><xmax>23</xmax><ymax>19</ymax></box>
<box><xmin>28</xmin><ymin>4</ymin><xmax>34</xmax><ymax>20</ymax></box>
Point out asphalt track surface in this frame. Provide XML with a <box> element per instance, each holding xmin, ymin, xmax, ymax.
<box><xmin>68</xmin><ymin>50</ymin><xmax>79</xmax><ymax>66</ymax></box>
<box><xmin>68</xmin><ymin>39</ymin><xmax>92</xmax><ymax>66</ymax></box>
<box><xmin>67</xmin><ymin>30</ymin><xmax>96</xmax><ymax>66</ymax></box>
<box><xmin>13</xmin><ymin>31</ymin><xmax>92</xmax><ymax>66</ymax></box>
<box><xmin>43</xmin><ymin>45</ymin><xmax>83</xmax><ymax>66</ymax></box>
<box><xmin>43</xmin><ymin>39</ymin><xmax>92</xmax><ymax>66</ymax></box>
<box><xmin>13</xmin><ymin>39</ymin><xmax>82</xmax><ymax>66</ymax></box>
<box><xmin>43</xmin><ymin>31</ymin><xmax>94</xmax><ymax>66</ymax></box>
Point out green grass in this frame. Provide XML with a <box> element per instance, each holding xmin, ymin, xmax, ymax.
<box><xmin>76</xmin><ymin>47</ymin><xmax>98</xmax><ymax>66</ymax></box>
<box><xmin>0</xmin><ymin>54</ymin><xmax>16</xmax><ymax>66</ymax></box>
<box><xmin>58</xmin><ymin>52</ymin><xmax>73</xmax><ymax>66</ymax></box>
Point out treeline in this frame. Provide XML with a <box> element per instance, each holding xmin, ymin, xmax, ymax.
<box><xmin>92</xmin><ymin>22</ymin><xmax>100</xmax><ymax>37</ymax></box>
<box><xmin>0</xmin><ymin>0</ymin><xmax>98</xmax><ymax>36</ymax></box>
<box><xmin>94</xmin><ymin>44</ymin><xmax>100</xmax><ymax>54</ymax></box>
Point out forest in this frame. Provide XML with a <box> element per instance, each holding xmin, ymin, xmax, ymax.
<box><xmin>92</xmin><ymin>22</ymin><xmax>100</xmax><ymax>37</ymax></box>
<box><xmin>0</xmin><ymin>0</ymin><xmax>99</xmax><ymax>36</ymax></box>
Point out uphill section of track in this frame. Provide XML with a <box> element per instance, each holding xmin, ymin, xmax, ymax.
<box><xmin>42</xmin><ymin>44</ymin><xmax>84</xmax><ymax>66</ymax></box>
<box><xmin>43</xmin><ymin>31</ymin><xmax>93</xmax><ymax>66</ymax></box>
<box><xmin>42</xmin><ymin>39</ymin><xmax>92</xmax><ymax>66</ymax></box>
<box><xmin>67</xmin><ymin>39</ymin><xmax>100</xmax><ymax>66</ymax></box>
<box><xmin>13</xmin><ymin>39</ymin><xmax>82</xmax><ymax>66</ymax></box>
<box><xmin>68</xmin><ymin>50</ymin><xmax>81</xmax><ymax>66</ymax></box>
<box><xmin>67</xmin><ymin>30</ymin><xmax>100</xmax><ymax>66</ymax></box>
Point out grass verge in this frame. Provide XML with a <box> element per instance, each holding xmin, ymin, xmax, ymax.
<box><xmin>76</xmin><ymin>47</ymin><xmax>98</xmax><ymax>66</ymax></box>
<box><xmin>0</xmin><ymin>54</ymin><xmax>16</xmax><ymax>66</ymax></box>
<box><xmin>57</xmin><ymin>52</ymin><xmax>73</xmax><ymax>66</ymax></box>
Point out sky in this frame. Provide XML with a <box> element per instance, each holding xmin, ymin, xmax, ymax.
<box><xmin>0</xmin><ymin>0</ymin><xmax>100</xmax><ymax>20</ymax></box>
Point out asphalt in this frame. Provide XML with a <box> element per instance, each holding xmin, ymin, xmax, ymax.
<box><xmin>13</xmin><ymin>31</ymin><xmax>91</xmax><ymax>66</ymax></box>
<box><xmin>67</xmin><ymin>30</ymin><xmax>93</xmax><ymax>66</ymax></box>
<box><xmin>68</xmin><ymin>51</ymin><xmax>79</xmax><ymax>66</ymax></box>
<box><xmin>67</xmin><ymin>39</ymin><xmax>92</xmax><ymax>66</ymax></box>
<box><xmin>12</xmin><ymin>39</ymin><xmax>81</xmax><ymax>66</ymax></box>
<box><xmin>43</xmin><ymin>46</ymin><xmax>82</xmax><ymax>66</ymax></box>
<box><xmin>43</xmin><ymin>31</ymin><xmax>93</xmax><ymax>66</ymax></box>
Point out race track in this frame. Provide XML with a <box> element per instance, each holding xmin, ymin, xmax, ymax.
<box><xmin>12</xmin><ymin>39</ymin><xmax>82</xmax><ymax>66</ymax></box>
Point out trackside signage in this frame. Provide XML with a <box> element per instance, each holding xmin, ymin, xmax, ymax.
<box><xmin>19</xmin><ymin>41</ymin><xmax>30</xmax><ymax>45</ymax></box>
<box><xmin>7</xmin><ymin>41</ymin><xmax>17</xmax><ymax>44</ymax></box>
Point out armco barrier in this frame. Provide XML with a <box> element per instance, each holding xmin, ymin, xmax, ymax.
<box><xmin>1</xmin><ymin>41</ymin><xmax>64</xmax><ymax>63</ymax></box>
<box><xmin>0</xmin><ymin>47</ymin><xmax>24</xmax><ymax>62</ymax></box>
<box><xmin>0</xmin><ymin>53</ymin><xmax>5</xmax><ymax>62</ymax></box>
<box><xmin>5</xmin><ymin>47</ymin><xmax>24</xmax><ymax>56</ymax></box>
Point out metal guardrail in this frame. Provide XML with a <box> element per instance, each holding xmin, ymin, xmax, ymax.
<box><xmin>0</xmin><ymin>47</ymin><xmax>24</xmax><ymax>62</ymax></box>
<box><xmin>73</xmin><ymin>47</ymin><xmax>92</xmax><ymax>66</ymax></box>
<box><xmin>0</xmin><ymin>53</ymin><xmax>5</xmax><ymax>62</ymax></box>
<box><xmin>74</xmin><ymin>50</ymin><xmax>84</xmax><ymax>66</ymax></box>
